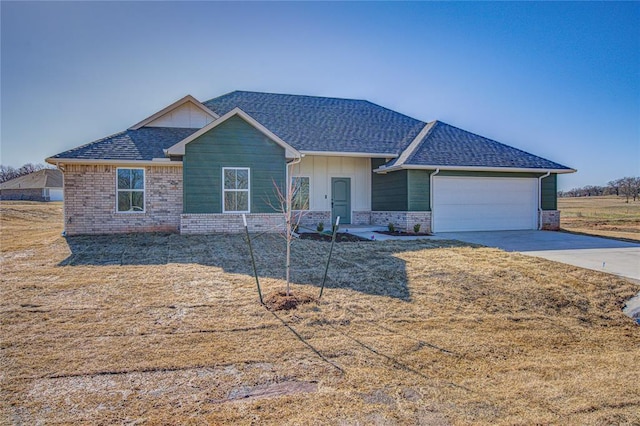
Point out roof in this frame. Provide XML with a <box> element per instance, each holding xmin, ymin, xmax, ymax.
<box><xmin>48</xmin><ymin>127</ymin><xmax>199</xmax><ymax>162</ymax></box>
<box><xmin>203</xmin><ymin>91</ymin><xmax>425</xmax><ymax>155</ymax></box>
<box><xmin>0</xmin><ymin>169</ymin><xmax>62</xmax><ymax>190</ymax></box>
<box><xmin>47</xmin><ymin>90</ymin><xmax>573</xmax><ymax>172</ymax></box>
<box><xmin>387</xmin><ymin>121</ymin><xmax>572</xmax><ymax>171</ymax></box>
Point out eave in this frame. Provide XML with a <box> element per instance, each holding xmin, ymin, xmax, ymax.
<box><xmin>45</xmin><ymin>157</ymin><xmax>183</xmax><ymax>167</ymax></box>
<box><xmin>374</xmin><ymin>164</ymin><xmax>577</xmax><ymax>174</ymax></box>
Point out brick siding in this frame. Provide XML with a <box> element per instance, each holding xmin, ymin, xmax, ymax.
<box><xmin>181</xmin><ymin>213</ymin><xmax>285</xmax><ymax>234</ymax></box>
<box><xmin>0</xmin><ymin>188</ymin><xmax>45</xmax><ymax>201</ymax></box>
<box><xmin>371</xmin><ymin>211</ymin><xmax>432</xmax><ymax>233</ymax></box>
<box><xmin>63</xmin><ymin>164</ymin><xmax>182</xmax><ymax>235</ymax></box>
<box><xmin>540</xmin><ymin>210</ymin><xmax>560</xmax><ymax>230</ymax></box>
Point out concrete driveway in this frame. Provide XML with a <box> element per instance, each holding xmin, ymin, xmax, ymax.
<box><xmin>434</xmin><ymin>230</ymin><xmax>640</xmax><ymax>283</ymax></box>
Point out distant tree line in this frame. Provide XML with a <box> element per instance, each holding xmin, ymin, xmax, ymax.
<box><xmin>558</xmin><ymin>176</ymin><xmax>640</xmax><ymax>202</ymax></box>
<box><xmin>0</xmin><ymin>163</ymin><xmax>54</xmax><ymax>184</ymax></box>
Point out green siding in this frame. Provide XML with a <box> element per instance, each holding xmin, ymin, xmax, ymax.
<box><xmin>371</xmin><ymin>158</ymin><xmax>407</xmax><ymax>211</ymax></box>
<box><xmin>372</xmin><ymin>167</ymin><xmax>556</xmax><ymax>212</ymax></box>
<box><xmin>541</xmin><ymin>174</ymin><xmax>557</xmax><ymax>210</ymax></box>
<box><xmin>183</xmin><ymin>115</ymin><xmax>286</xmax><ymax>213</ymax></box>
<box><xmin>407</xmin><ymin>170</ymin><xmax>431</xmax><ymax>211</ymax></box>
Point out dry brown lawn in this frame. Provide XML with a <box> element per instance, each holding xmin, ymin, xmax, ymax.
<box><xmin>559</xmin><ymin>196</ymin><xmax>640</xmax><ymax>242</ymax></box>
<box><xmin>1</xmin><ymin>201</ymin><xmax>639</xmax><ymax>425</ymax></box>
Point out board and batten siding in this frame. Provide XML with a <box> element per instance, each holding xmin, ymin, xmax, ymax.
<box><xmin>294</xmin><ymin>155</ymin><xmax>371</xmax><ymax>212</ymax></box>
<box><xmin>147</xmin><ymin>101</ymin><xmax>214</xmax><ymax>129</ymax></box>
<box><xmin>540</xmin><ymin>174</ymin><xmax>557</xmax><ymax>210</ymax></box>
<box><xmin>183</xmin><ymin>115</ymin><xmax>286</xmax><ymax>214</ymax></box>
<box><xmin>371</xmin><ymin>159</ymin><xmax>408</xmax><ymax>211</ymax></box>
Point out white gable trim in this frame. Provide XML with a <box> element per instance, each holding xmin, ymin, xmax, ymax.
<box><xmin>165</xmin><ymin>107</ymin><xmax>301</xmax><ymax>158</ymax></box>
<box><xmin>392</xmin><ymin>121</ymin><xmax>436</xmax><ymax>167</ymax></box>
<box><xmin>129</xmin><ymin>95</ymin><xmax>219</xmax><ymax>130</ymax></box>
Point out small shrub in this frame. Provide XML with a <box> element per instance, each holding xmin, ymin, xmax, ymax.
<box><xmin>388</xmin><ymin>223</ymin><xmax>395</xmax><ymax>233</ymax></box>
<box><xmin>413</xmin><ymin>223</ymin><xmax>421</xmax><ymax>233</ymax></box>
<box><xmin>317</xmin><ymin>222</ymin><xmax>324</xmax><ymax>233</ymax></box>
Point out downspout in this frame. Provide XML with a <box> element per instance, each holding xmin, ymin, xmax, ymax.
<box><xmin>429</xmin><ymin>168</ymin><xmax>440</xmax><ymax>233</ymax></box>
<box><xmin>537</xmin><ymin>171</ymin><xmax>551</xmax><ymax>230</ymax></box>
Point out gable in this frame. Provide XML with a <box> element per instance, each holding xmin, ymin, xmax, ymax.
<box><xmin>183</xmin><ymin>114</ymin><xmax>287</xmax><ymax>214</ymax></box>
<box><xmin>145</xmin><ymin>101</ymin><xmax>215</xmax><ymax>129</ymax></box>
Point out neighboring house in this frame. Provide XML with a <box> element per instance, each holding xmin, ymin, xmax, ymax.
<box><xmin>0</xmin><ymin>169</ymin><xmax>63</xmax><ymax>201</ymax></box>
<box><xmin>46</xmin><ymin>91</ymin><xmax>575</xmax><ymax>236</ymax></box>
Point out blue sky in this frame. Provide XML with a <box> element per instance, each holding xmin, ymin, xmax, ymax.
<box><xmin>1</xmin><ymin>1</ymin><xmax>638</xmax><ymax>190</ymax></box>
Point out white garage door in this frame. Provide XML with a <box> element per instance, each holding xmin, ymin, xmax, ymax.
<box><xmin>48</xmin><ymin>188</ymin><xmax>64</xmax><ymax>201</ymax></box>
<box><xmin>433</xmin><ymin>177</ymin><xmax>538</xmax><ymax>232</ymax></box>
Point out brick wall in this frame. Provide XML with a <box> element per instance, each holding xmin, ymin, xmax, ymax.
<box><xmin>371</xmin><ymin>211</ymin><xmax>432</xmax><ymax>233</ymax></box>
<box><xmin>540</xmin><ymin>210</ymin><xmax>560</xmax><ymax>230</ymax></box>
<box><xmin>293</xmin><ymin>210</ymin><xmax>331</xmax><ymax>232</ymax></box>
<box><xmin>63</xmin><ymin>164</ymin><xmax>182</xmax><ymax>235</ymax></box>
<box><xmin>0</xmin><ymin>188</ymin><xmax>45</xmax><ymax>201</ymax></box>
<box><xmin>181</xmin><ymin>213</ymin><xmax>285</xmax><ymax>234</ymax></box>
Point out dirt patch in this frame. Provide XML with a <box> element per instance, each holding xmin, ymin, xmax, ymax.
<box><xmin>214</xmin><ymin>381</ymin><xmax>318</xmax><ymax>403</ymax></box>
<box><xmin>264</xmin><ymin>290</ymin><xmax>316</xmax><ymax>311</ymax></box>
<box><xmin>298</xmin><ymin>232</ymin><xmax>370</xmax><ymax>242</ymax></box>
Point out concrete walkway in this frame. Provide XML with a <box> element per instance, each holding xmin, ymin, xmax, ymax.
<box><xmin>432</xmin><ymin>230</ymin><xmax>640</xmax><ymax>282</ymax></box>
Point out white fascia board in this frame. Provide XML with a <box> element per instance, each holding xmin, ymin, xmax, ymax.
<box><xmin>300</xmin><ymin>151</ymin><xmax>398</xmax><ymax>158</ymax></box>
<box><xmin>392</xmin><ymin>121</ymin><xmax>436</xmax><ymax>167</ymax></box>
<box><xmin>165</xmin><ymin>107</ymin><xmax>301</xmax><ymax>159</ymax></box>
<box><xmin>129</xmin><ymin>95</ymin><xmax>219</xmax><ymax>130</ymax></box>
<box><xmin>374</xmin><ymin>164</ymin><xmax>577</xmax><ymax>174</ymax></box>
<box><xmin>45</xmin><ymin>157</ymin><xmax>183</xmax><ymax>167</ymax></box>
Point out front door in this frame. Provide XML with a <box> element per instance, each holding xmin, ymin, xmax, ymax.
<box><xmin>331</xmin><ymin>177</ymin><xmax>351</xmax><ymax>225</ymax></box>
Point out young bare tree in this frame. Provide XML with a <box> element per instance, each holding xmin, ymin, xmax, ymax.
<box><xmin>269</xmin><ymin>159</ymin><xmax>308</xmax><ymax>295</ymax></box>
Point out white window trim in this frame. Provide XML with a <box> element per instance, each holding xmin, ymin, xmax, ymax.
<box><xmin>116</xmin><ymin>167</ymin><xmax>146</xmax><ymax>214</ymax></box>
<box><xmin>222</xmin><ymin>167</ymin><xmax>250</xmax><ymax>213</ymax></box>
<box><xmin>291</xmin><ymin>175</ymin><xmax>311</xmax><ymax>211</ymax></box>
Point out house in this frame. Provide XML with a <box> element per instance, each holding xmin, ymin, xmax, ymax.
<box><xmin>0</xmin><ymin>169</ymin><xmax>63</xmax><ymax>201</ymax></box>
<box><xmin>46</xmin><ymin>91</ymin><xmax>574</xmax><ymax>236</ymax></box>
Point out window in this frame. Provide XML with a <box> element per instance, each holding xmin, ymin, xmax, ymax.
<box><xmin>291</xmin><ymin>176</ymin><xmax>310</xmax><ymax>210</ymax></box>
<box><xmin>223</xmin><ymin>167</ymin><xmax>250</xmax><ymax>213</ymax></box>
<box><xmin>117</xmin><ymin>168</ymin><xmax>145</xmax><ymax>212</ymax></box>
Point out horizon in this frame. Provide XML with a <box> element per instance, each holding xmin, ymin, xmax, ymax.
<box><xmin>1</xmin><ymin>2</ymin><xmax>638</xmax><ymax>191</ymax></box>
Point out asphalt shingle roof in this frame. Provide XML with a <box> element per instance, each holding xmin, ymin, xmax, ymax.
<box><xmin>401</xmin><ymin>121</ymin><xmax>571</xmax><ymax>170</ymax></box>
<box><xmin>0</xmin><ymin>169</ymin><xmax>62</xmax><ymax>190</ymax></box>
<box><xmin>50</xmin><ymin>127</ymin><xmax>199</xmax><ymax>161</ymax></box>
<box><xmin>49</xmin><ymin>91</ymin><xmax>571</xmax><ymax>171</ymax></box>
<box><xmin>203</xmin><ymin>91</ymin><xmax>425</xmax><ymax>154</ymax></box>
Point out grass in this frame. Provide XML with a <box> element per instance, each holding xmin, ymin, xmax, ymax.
<box><xmin>2</xmin><ymin>201</ymin><xmax>639</xmax><ymax>424</ymax></box>
<box><xmin>559</xmin><ymin>196</ymin><xmax>640</xmax><ymax>242</ymax></box>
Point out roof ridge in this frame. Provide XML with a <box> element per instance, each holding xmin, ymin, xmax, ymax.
<box><xmin>394</xmin><ymin>121</ymin><xmax>437</xmax><ymax>167</ymax></box>
<box><xmin>203</xmin><ymin>90</ymin><xmax>394</xmax><ymax>106</ymax></box>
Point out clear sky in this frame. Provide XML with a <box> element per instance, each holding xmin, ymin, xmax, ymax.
<box><xmin>1</xmin><ymin>1</ymin><xmax>638</xmax><ymax>190</ymax></box>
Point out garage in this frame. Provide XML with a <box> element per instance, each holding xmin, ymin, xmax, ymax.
<box><xmin>432</xmin><ymin>176</ymin><xmax>538</xmax><ymax>232</ymax></box>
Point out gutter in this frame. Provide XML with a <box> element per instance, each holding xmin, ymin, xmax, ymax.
<box><xmin>537</xmin><ymin>171</ymin><xmax>551</xmax><ymax>230</ymax></box>
<box><xmin>375</xmin><ymin>164</ymin><xmax>576</xmax><ymax>174</ymax></box>
<box><xmin>429</xmin><ymin>168</ymin><xmax>440</xmax><ymax>233</ymax></box>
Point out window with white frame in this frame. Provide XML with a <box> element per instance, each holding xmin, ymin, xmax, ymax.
<box><xmin>223</xmin><ymin>167</ymin><xmax>250</xmax><ymax>213</ymax></box>
<box><xmin>117</xmin><ymin>168</ymin><xmax>145</xmax><ymax>212</ymax></box>
<box><xmin>291</xmin><ymin>176</ymin><xmax>310</xmax><ymax>210</ymax></box>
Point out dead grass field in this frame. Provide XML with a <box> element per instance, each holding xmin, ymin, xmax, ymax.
<box><xmin>559</xmin><ymin>196</ymin><xmax>640</xmax><ymax>242</ymax></box>
<box><xmin>1</xmin><ymin>201</ymin><xmax>639</xmax><ymax>425</ymax></box>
